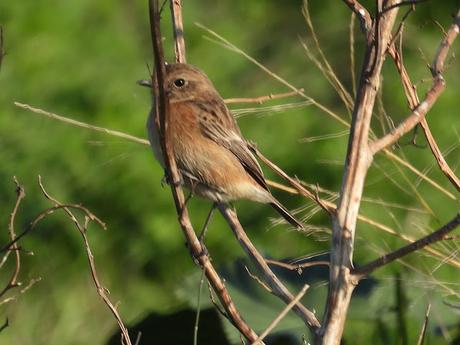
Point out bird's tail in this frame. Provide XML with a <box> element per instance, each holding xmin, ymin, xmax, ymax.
<box><xmin>270</xmin><ymin>199</ymin><xmax>303</xmax><ymax>230</ymax></box>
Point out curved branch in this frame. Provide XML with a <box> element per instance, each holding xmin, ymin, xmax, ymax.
<box><xmin>217</xmin><ymin>203</ymin><xmax>320</xmax><ymax>330</ymax></box>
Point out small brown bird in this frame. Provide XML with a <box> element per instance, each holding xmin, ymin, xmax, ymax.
<box><xmin>147</xmin><ymin>63</ymin><xmax>302</xmax><ymax>229</ymax></box>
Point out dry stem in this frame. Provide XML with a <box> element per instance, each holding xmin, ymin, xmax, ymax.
<box><xmin>217</xmin><ymin>203</ymin><xmax>320</xmax><ymax>329</ymax></box>
<box><xmin>251</xmin><ymin>284</ymin><xmax>310</xmax><ymax>345</ymax></box>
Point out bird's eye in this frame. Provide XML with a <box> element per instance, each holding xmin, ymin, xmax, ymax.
<box><xmin>173</xmin><ymin>78</ymin><xmax>186</xmax><ymax>88</ymax></box>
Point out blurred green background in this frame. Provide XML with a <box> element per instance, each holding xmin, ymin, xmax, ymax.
<box><xmin>0</xmin><ymin>0</ymin><xmax>459</xmax><ymax>344</ymax></box>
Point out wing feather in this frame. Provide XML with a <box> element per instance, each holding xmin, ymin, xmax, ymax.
<box><xmin>194</xmin><ymin>100</ymin><xmax>269</xmax><ymax>191</ymax></box>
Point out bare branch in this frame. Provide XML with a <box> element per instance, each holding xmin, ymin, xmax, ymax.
<box><xmin>353</xmin><ymin>214</ymin><xmax>460</xmax><ymax>277</ymax></box>
<box><xmin>217</xmin><ymin>203</ymin><xmax>320</xmax><ymax>329</ymax></box>
<box><xmin>319</xmin><ymin>2</ymin><xmax>401</xmax><ymax>343</ymax></box>
<box><xmin>419</xmin><ymin>120</ymin><xmax>460</xmax><ymax>191</ymax></box>
<box><xmin>225</xmin><ymin>89</ymin><xmax>303</xmax><ymax>104</ymax></box>
<box><xmin>14</xmin><ymin>102</ymin><xmax>149</xmax><ymax>146</ymax></box>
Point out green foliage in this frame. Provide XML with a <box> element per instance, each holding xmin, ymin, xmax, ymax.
<box><xmin>0</xmin><ymin>0</ymin><xmax>459</xmax><ymax>344</ymax></box>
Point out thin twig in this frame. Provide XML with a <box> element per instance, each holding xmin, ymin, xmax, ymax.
<box><xmin>225</xmin><ymin>89</ymin><xmax>304</xmax><ymax>104</ymax></box>
<box><xmin>416</xmin><ymin>304</ymin><xmax>431</xmax><ymax>345</ymax></box>
<box><xmin>0</xmin><ymin>177</ymin><xmax>26</xmax><ymax>298</ymax></box>
<box><xmin>266</xmin><ymin>259</ymin><xmax>329</xmax><ymax>272</ymax></box>
<box><xmin>14</xmin><ymin>102</ymin><xmax>149</xmax><ymax>145</ymax></box>
<box><xmin>302</xmin><ymin>1</ymin><xmax>354</xmax><ymax>113</ymax></box>
<box><xmin>193</xmin><ymin>270</ymin><xmax>205</xmax><ymax>345</ymax></box>
<box><xmin>38</xmin><ymin>177</ymin><xmax>132</xmax><ymax>345</ymax></box>
<box><xmin>251</xmin><ymin>146</ymin><xmax>333</xmax><ymax>215</ymax></box>
<box><xmin>353</xmin><ymin>214</ymin><xmax>460</xmax><ymax>277</ymax></box>
<box><xmin>196</xmin><ymin>22</ymin><xmax>349</xmax><ymax>128</ymax></box>
<box><xmin>383</xmin><ymin>0</ymin><xmax>430</xmax><ymax>14</ymax></box>
<box><xmin>419</xmin><ymin>120</ymin><xmax>460</xmax><ymax>191</ymax></box>
<box><xmin>251</xmin><ymin>284</ymin><xmax>310</xmax><ymax>345</ymax></box>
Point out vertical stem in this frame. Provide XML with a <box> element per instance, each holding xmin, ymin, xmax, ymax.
<box><xmin>317</xmin><ymin>2</ymin><xmax>400</xmax><ymax>344</ymax></box>
<box><xmin>170</xmin><ymin>0</ymin><xmax>186</xmax><ymax>63</ymax></box>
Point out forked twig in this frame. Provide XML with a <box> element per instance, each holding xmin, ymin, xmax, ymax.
<box><xmin>38</xmin><ymin>176</ymin><xmax>132</xmax><ymax>345</ymax></box>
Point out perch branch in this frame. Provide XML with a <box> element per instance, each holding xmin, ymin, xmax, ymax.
<box><xmin>149</xmin><ymin>1</ymin><xmax>260</xmax><ymax>341</ymax></box>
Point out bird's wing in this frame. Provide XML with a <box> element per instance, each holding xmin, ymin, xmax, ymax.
<box><xmin>194</xmin><ymin>100</ymin><xmax>269</xmax><ymax>191</ymax></box>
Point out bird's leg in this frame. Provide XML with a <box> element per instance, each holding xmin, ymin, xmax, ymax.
<box><xmin>199</xmin><ymin>203</ymin><xmax>217</xmax><ymax>244</ymax></box>
<box><xmin>187</xmin><ymin>204</ymin><xmax>216</xmax><ymax>266</ymax></box>
<box><xmin>161</xmin><ymin>169</ymin><xmax>184</xmax><ymax>188</ymax></box>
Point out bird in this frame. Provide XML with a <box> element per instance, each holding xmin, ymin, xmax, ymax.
<box><xmin>146</xmin><ymin>63</ymin><xmax>303</xmax><ymax>229</ymax></box>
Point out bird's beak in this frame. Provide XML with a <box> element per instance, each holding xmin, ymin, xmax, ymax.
<box><xmin>137</xmin><ymin>79</ymin><xmax>172</xmax><ymax>98</ymax></box>
<box><xmin>137</xmin><ymin>79</ymin><xmax>152</xmax><ymax>88</ymax></box>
